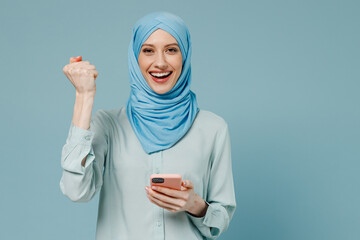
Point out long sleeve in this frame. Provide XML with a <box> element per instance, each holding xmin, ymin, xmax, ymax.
<box><xmin>187</xmin><ymin>123</ymin><xmax>236</xmax><ymax>239</ymax></box>
<box><xmin>60</xmin><ymin>109</ymin><xmax>109</xmax><ymax>202</ymax></box>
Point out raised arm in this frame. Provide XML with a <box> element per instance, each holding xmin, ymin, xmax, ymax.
<box><xmin>60</xmin><ymin>56</ymin><xmax>107</xmax><ymax>202</ymax></box>
<box><xmin>63</xmin><ymin>56</ymin><xmax>98</xmax><ymax>166</ymax></box>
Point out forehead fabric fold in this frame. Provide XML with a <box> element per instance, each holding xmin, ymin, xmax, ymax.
<box><xmin>132</xmin><ymin>13</ymin><xmax>190</xmax><ymax>62</ymax></box>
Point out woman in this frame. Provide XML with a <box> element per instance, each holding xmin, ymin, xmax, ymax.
<box><xmin>60</xmin><ymin>12</ymin><xmax>236</xmax><ymax>240</ymax></box>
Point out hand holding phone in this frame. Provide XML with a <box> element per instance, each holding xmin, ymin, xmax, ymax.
<box><xmin>150</xmin><ymin>174</ymin><xmax>182</xmax><ymax>190</ymax></box>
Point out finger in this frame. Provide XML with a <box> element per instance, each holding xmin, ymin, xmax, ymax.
<box><xmin>147</xmin><ymin>194</ymin><xmax>179</xmax><ymax>212</ymax></box>
<box><xmin>62</xmin><ymin>65</ymin><xmax>69</xmax><ymax>73</ymax></box>
<box><xmin>151</xmin><ymin>186</ymin><xmax>183</xmax><ymax>198</ymax></box>
<box><xmin>76</xmin><ymin>64</ymin><xmax>95</xmax><ymax>70</ymax></box>
<box><xmin>147</xmin><ymin>196</ymin><xmax>177</xmax><ymax>212</ymax></box>
<box><xmin>84</xmin><ymin>65</ymin><xmax>96</xmax><ymax>70</ymax></box>
<box><xmin>71</xmin><ymin>61</ymin><xmax>90</xmax><ymax>66</ymax></box>
<box><xmin>63</xmin><ymin>65</ymin><xmax>75</xmax><ymax>84</ymax></box>
<box><xmin>70</xmin><ymin>56</ymin><xmax>82</xmax><ymax>64</ymax></box>
<box><xmin>182</xmin><ymin>180</ymin><xmax>194</xmax><ymax>189</ymax></box>
<box><xmin>66</xmin><ymin>67</ymin><xmax>75</xmax><ymax>84</ymax></box>
<box><xmin>93</xmin><ymin>70</ymin><xmax>99</xmax><ymax>79</ymax></box>
<box><xmin>149</xmin><ymin>188</ymin><xmax>184</xmax><ymax>206</ymax></box>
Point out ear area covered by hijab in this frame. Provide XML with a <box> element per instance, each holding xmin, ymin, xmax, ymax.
<box><xmin>126</xmin><ymin>12</ymin><xmax>199</xmax><ymax>154</ymax></box>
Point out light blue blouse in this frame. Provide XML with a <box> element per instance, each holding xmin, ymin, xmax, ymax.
<box><xmin>60</xmin><ymin>107</ymin><xmax>236</xmax><ymax>240</ymax></box>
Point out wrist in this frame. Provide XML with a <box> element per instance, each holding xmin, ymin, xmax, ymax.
<box><xmin>76</xmin><ymin>91</ymin><xmax>96</xmax><ymax>98</ymax></box>
<box><xmin>186</xmin><ymin>194</ymin><xmax>208</xmax><ymax>218</ymax></box>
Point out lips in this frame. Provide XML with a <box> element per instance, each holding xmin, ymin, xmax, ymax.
<box><xmin>149</xmin><ymin>71</ymin><xmax>173</xmax><ymax>83</ymax></box>
<box><xmin>150</xmin><ymin>71</ymin><xmax>172</xmax><ymax>78</ymax></box>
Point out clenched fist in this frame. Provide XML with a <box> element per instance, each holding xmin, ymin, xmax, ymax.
<box><xmin>63</xmin><ymin>56</ymin><xmax>99</xmax><ymax>95</ymax></box>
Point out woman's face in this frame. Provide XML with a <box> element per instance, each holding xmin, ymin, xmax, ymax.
<box><xmin>138</xmin><ymin>29</ymin><xmax>182</xmax><ymax>94</ymax></box>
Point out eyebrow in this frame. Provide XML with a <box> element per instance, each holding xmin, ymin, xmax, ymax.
<box><xmin>141</xmin><ymin>43</ymin><xmax>179</xmax><ymax>48</ymax></box>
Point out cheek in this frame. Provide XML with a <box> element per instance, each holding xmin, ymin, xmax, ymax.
<box><xmin>138</xmin><ymin>55</ymin><xmax>150</xmax><ymax>73</ymax></box>
<box><xmin>172</xmin><ymin>56</ymin><xmax>183</xmax><ymax>73</ymax></box>
<box><xmin>138</xmin><ymin>63</ymin><xmax>145</xmax><ymax>73</ymax></box>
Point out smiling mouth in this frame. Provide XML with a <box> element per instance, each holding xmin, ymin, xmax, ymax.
<box><xmin>149</xmin><ymin>71</ymin><xmax>172</xmax><ymax>79</ymax></box>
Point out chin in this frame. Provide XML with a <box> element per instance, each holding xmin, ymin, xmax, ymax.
<box><xmin>152</xmin><ymin>87</ymin><xmax>172</xmax><ymax>94</ymax></box>
<box><xmin>147</xmin><ymin>79</ymin><xmax>176</xmax><ymax>94</ymax></box>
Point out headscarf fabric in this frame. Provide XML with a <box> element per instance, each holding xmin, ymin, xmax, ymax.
<box><xmin>126</xmin><ymin>12</ymin><xmax>199</xmax><ymax>154</ymax></box>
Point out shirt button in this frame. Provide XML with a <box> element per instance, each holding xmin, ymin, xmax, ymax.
<box><xmin>84</xmin><ymin>135</ymin><xmax>91</xmax><ymax>140</ymax></box>
<box><xmin>157</xmin><ymin>221</ymin><xmax>161</xmax><ymax>227</ymax></box>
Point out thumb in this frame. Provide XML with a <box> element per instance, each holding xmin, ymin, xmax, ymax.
<box><xmin>182</xmin><ymin>180</ymin><xmax>194</xmax><ymax>189</ymax></box>
<box><xmin>94</xmin><ymin>70</ymin><xmax>99</xmax><ymax>79</ymax></box>
<box><xmin>70</xmin><ymin>56</ymin><xmax>82</xmax><ymax>64</ymax></box>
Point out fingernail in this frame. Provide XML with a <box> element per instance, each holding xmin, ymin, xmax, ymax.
<box><xmin>152</xmin><ymin>186</ymin><xmax>157</xmax><ymax>190</ymax></box>
<box><xmin>145</xmin><ymin>187</ymin><xmax>149</xmax><ymax>193</ymax></box>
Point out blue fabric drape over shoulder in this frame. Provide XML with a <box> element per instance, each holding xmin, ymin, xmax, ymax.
<box><xmin>126</xmin><ymin>12</ymin><xmax>199</xmax><ymax>154</ymax></box>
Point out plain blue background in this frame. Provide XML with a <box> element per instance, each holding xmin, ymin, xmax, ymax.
<box><xmin>1</xmin><ymin>0</ymin><xmax>359</xmax><ymax>239</ymax></box>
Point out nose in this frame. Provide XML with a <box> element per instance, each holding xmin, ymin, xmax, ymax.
<box><xmin>154</xmin><ymin>52</ymin><xmax>168</xmax><ymax>69</ymax></box>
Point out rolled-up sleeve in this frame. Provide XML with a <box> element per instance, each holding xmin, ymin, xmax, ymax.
<box><xmin>187</xmin><ymin>124</ymin><xmax>236</xmax><ymax>239</ymax></box>
<box><xmin>59</xmin><ymin>109</ymin><xmax>109</xmax><ymax>202</ymax></box>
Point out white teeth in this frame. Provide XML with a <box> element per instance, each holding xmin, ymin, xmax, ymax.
<box><xmin>150</xmin><ymin>72</ymin><xmax>171</xmax><ymax>77</ymax></box>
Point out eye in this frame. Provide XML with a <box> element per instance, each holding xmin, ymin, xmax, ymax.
<box><xmin>142</xmin><ymin>48</ymin><xmax>153</xmax><ymax>53</ymax></box>
<box><xmin>167</xmin><ymin>48</ymin><xmax>179</xmax><ymax>54</ymax></box>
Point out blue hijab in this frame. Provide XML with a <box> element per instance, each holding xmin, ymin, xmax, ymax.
<box><xmin>126</xmin><ymin>12</ymin><xmax>199</xmax><ymax>154</ymax></box>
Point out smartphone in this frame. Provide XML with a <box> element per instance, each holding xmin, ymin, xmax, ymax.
<box><xmin>150</xmin><ymin>174</ymin><xmax>182</xmax><ymax>190</ymax></box>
